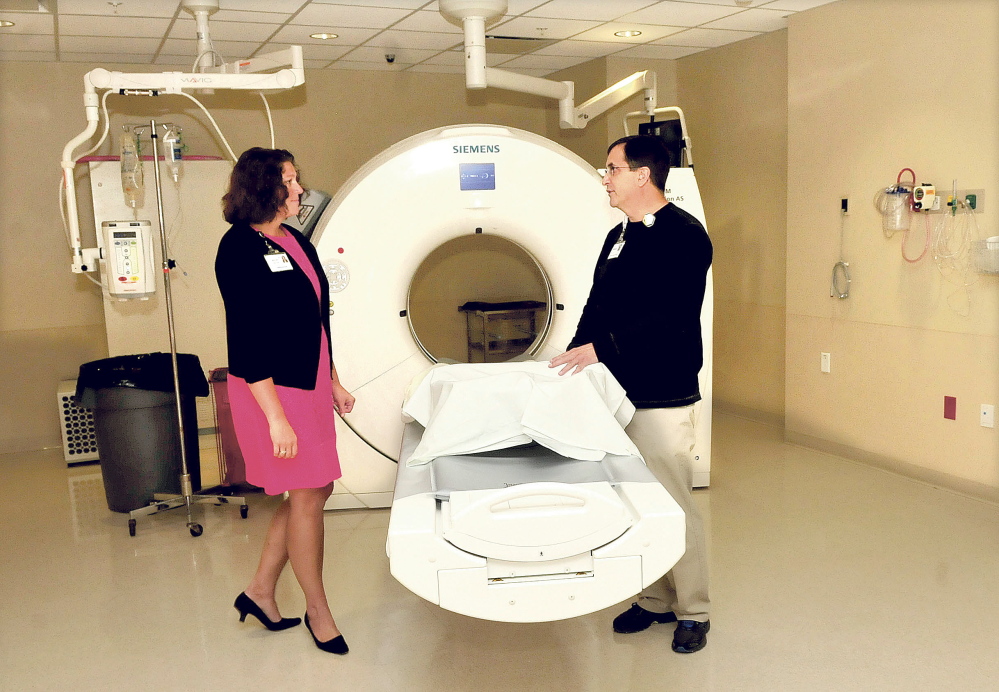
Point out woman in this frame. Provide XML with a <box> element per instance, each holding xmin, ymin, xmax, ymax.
<box><xmin>215</xmin><ymin>147</ymin><xmax>354</xmax><ymax>655</ymax></box>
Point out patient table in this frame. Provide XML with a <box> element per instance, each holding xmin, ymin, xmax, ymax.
<box><xmin>385</xmin><ymin>363</ymin><xmax>686</xmax><ymax>623</ymax></box>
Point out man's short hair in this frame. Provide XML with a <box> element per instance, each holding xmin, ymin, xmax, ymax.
<box><xmin>608</xmin><ymin>135</ymin><xmax>671</xmax><ymax>192</ymax></box>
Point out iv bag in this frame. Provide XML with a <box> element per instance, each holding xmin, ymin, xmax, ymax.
<box><xmin>120</xmin><ymin>130</ymin><xmax>144</xmax><ymax>208</ymax></box>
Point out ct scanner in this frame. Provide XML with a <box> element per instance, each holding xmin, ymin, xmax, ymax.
<box><xmin>309</xmin><ymin>124</ymin><xmax>713</xmax><ymax>621</ymax></box>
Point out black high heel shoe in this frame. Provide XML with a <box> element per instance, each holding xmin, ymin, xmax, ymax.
<box><xmin>304</xmin><ymin>613</ymin><xmax>349</xmax><ymax>655</ymax></box>
<box><xmin>234</xmin><ymin>592</ymin><xmax>301</xmax><ymax>631</ymax></box>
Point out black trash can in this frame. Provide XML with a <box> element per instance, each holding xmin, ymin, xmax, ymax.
<box><xmin>76</xmin><ymin>353</ymin><xmax>207</xmax><ymax>513</ymax></box>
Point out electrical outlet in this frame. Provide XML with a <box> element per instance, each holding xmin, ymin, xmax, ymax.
<box><xmin>820</xmin><ymin>352</ymin><xmax>831</xmax><ymax>373</ymax></box>
<box><xmin>982</xmin><ymin>404</ymin><xmax>995</xmax><ymax>428</ymax></box>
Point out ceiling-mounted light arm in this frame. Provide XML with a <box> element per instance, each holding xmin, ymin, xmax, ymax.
<box><xmin>84</xmin><ymin>46</ymin><xmax>305</xmax><ymax>94</ymax></box>
<box><xmin>623</xmin><ymin>106</ymin><xmax>693</xmax><ymax>167</ymax></box>
<box><xmin>575</xmin><ymin>70</ymin><xmax>656</xmax><ymax>128</ymax></box>
<box><xmin>441</xmin><ymin>0</ymin><xmax>655</xmax><ymax>129</ymax></box>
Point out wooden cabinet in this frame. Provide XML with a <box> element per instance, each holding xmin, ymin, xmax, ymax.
<box><xmin>459</xmin><ymin>300</ymin><xmax>547</xmax><ymax>363</ymax></box>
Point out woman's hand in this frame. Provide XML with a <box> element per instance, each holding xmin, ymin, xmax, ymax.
<box><xmin>548</xmin><ymin>343</ymin><xmax>599</xmax><ymax>376</ymax></box>
<box><xmin>269</xmin><ymin>418</ymin><xmax>298</xmax><ymax>459</ymax></box>
<box><xmin>332</xmin><ymin>383</ymin><xmax>355</xmax><ymax>416</ymax></box>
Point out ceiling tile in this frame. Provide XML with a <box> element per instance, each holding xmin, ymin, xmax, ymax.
<box><xmin>268</xmin><ymin>41</ymin><xmax>354</xmax><ymax>60</ymax></box>
<box><xmin>703</xmin><ymin>8</ymin><xmax>790</xmax><ymax>31</ymax></box>
<box><xmin>59</xmin><ymin>15</ymin><xmax>172</xmax><ymax>37</ymax></box>
<box><xmin>500</xmin><ymin>52</ymin><xmax>589</xmax><ymax>71</ymax></box>
<box><xmin>365</xmin><ymin>28</ymin><xmax>461</xmax><ymax>50</ymax></box>
<box><xmin>169</xmin><ymin>18</ymin><xmax>278</xmax><ymax>42</ymax></box>
<box><xmin>531</xmin><ymin>39</ymin><xmax>630</xmax><ymax>58</ymax></box>
<box><xmin>571</xmin><ymin>22</ymin><xmax>685</xmax><ymax>44</ymax></box>
<box><xmin>60</xmin><ymin>52</ymin><xmax>154</xmax><ymax>63</ymax></box>
<box><xmin>218</xmin><ymin>0</ymin><xmax>306</xmax><ymax>11</ymax></box>
<box><xmin>57</xmin><ymin>0</ymin><xmax>180</xmax><ymax>18</ymax></box>
<box><xmin>291</xmin><ymin>3</ymin><xmax>411</xmax><ymax>29</ymax></box>
<box><xmin>616</xmin><ymin>43</ymin><xmax>705</xmax><ymax>60</ymax></box>
<box><xmin>60</xmin><ymin>35</ymin><xmax>161</xmax><ymax>53</ymax></box>
<box><xmin>0</xmin><ymin>12</ymin><xmax>53</xmax><ymax>33</ymax></box>
<box><xmin>654</xmin><ymin>27</ymin><xmax>760</xmax><ymax>48</ymax></box>
<box><xmin>329</xmin><ymin>60</ymin><xmax>410</xmax><ymax>71</ymax></box>
<box><xmin>391</xmin><ymin>9</ymin><xmax>462</xmax><ymax>34</ymax></box>
<box><xmin>525</xmin><ymin>0</ymin><xmax>657</xmax><ymax>22</ymax></box>
<box><xmin>428</xmin><ymin>1</ymin><xmax>551</xmax><ymax>15</ymax></box>
<box><xmin>0</xmin><ymin>50</ymin><xmax>55</xmax><ymax>61</ymax></box>
<box><xmin>268</xmin><ymin>24</ymin><xmax>379</xmax><ymax>44</ymax></box>
<box><xmin>342</xmin><ymin>44</ymin><xmax>439</xmax><ymax>64</ymax></box>
<box><xmin>619</xmin><ymin>1</ymin><xmax>743</xmax><ymax>27</ymax></box>
<box><xmin>405</xmin><ymin>62</ymin><xmax>465</xmax><ymax>74</ymax></box>
<box><xmin>0</xmin><ymin>33</ymin><xmax>53</xmax><ymax>50</ymax></box>
<box><xmin>489</xmin><ymin>15</ymin><xmax>601</xmax><ymax>40</ymax></box>
<box><xmin>761</xmin><ymin>0</ymin><xmax>838</xmax><ymax>10</ymax></box>
<box><xmin>313</xmin><ymin>0</ymin><xmax>429</xmax><ymax>8</ymax></box>
<box><xmin>158</xmin><ymin>38</ymin><xmax>269</xmax><ymax>61</ymax></box>
<box><xmin>212</xmin><ymin>10</ymin><xmax>294</xmax><ymax>24</ymax></box>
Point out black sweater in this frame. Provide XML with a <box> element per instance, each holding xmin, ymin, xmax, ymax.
<box><xmin>214</xmin><ymin>223</ymin><xmax>331</xmax><ymax>390</ymax></box>
<box><xmin>569</xmin><ymin>203</ymin><xmax>712</xmax><ymax>408</ymax></box>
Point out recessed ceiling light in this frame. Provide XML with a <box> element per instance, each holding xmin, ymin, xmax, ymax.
<box><xmin>614</xmin><ymin>30</ymin><xmax>642</xmax><ymax>38</ymax></box>
<box><xmin>310</xmin><ymin>32</ymin><xmax>338</xmax><ymax>40</ymax></box>
<box><xmin>0</xmin><ymin>20</ymin><xmax>15</xmax><ymax>28</ymax></box>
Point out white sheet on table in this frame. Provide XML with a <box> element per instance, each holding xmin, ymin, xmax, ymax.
<box><xmin>401</xmin><ymin>361</ymin><xmax>640</xmax><ymax>466</ymax></box>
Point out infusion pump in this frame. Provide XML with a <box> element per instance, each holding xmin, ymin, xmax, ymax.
<box><xmin>100</xmin><ymin>220</ymin><xmax>155</xmax><ymax>300</ymax></box>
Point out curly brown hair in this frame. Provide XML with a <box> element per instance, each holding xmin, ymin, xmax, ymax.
<box><xmin>222</xmin><ymin>147</ymin><xmax>303</xmax><ymax>225</ymax></box>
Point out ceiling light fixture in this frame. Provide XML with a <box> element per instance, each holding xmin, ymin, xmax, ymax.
<box><xmin>0</xmin><ymin>20</ymin><xmax>15</xmax><ymax>28</ymax></box>
<box><xmin>614</xmin><ymin>30</ymin><xmax>642</xmax><ymax>38</ymax></box>
<box><xmin>310</xmin><ymin>32</ymin><xmax>338</xmax><ymax>40</ymax></box>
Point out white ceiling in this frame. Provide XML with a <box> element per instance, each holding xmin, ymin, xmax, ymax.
<box><xmin>0</xmin><ymin>0</ymin><xmax>838</xmax><ymax>76</ymax></box>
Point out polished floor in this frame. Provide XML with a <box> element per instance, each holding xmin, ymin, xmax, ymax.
<box><xmin>1</xmin><ymin>413</ymin><xmax>997</xmax><ymax>691</ymax></box>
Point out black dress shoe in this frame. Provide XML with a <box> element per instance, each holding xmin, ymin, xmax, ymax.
<box><xmin>234</xmin><ymin>592</ymin><xmax>301</xmax><ymax>631</ymax></box>
<box><xmin>612</xmin><ymin>602</ymin><xmax>678</xmax><ymax>634</ymax></box>
<box><xmin>305</xmin><ymin>614</ymin><xmax>349</xmax><ymax>655</ymax></box>
<box><xmin>672</xmin><ymin>619</ymin><xmax>710</xmax><ymax>653</ymax></box>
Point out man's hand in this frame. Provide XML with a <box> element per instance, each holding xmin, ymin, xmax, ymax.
<box><xmin>548</xmin><ymin>343</ymin><xmax>598</xmax><ymax>376</ymax></box>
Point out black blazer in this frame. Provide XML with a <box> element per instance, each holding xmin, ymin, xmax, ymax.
<box><xmin>215</xmin><ymin>223</ymin><xmax>332</xmax><ymax>390</ymax></box>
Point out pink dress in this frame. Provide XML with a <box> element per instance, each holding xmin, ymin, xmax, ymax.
<box><xmin>227</xmin><ymin>231</ymin><xmax>341</xmax><ymax>495</ymax></box>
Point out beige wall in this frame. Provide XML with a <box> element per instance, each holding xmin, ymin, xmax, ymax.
<box><xmin>678</xmin><ymin>31</ymin><xmax>789</xmax><ymax>426</ymax></box>
<box><xmin>785</xmin><ymin>0</ymin><xmax>999</xmax><ymax>497</ymax></box>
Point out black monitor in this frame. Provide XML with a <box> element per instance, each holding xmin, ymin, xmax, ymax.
<box><xmin>638</xmin><ymin>118</ymin><xmax>686</xmax><ymax>168</ymax></box>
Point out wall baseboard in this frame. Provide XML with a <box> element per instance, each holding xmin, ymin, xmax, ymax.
<box><xmin>785</xmin><ymin>429</ymin><xmax>999</xmax><ymax>506</ymax></box>
<box><xmin>714</xmin><ymin>400</ymin><xmax>784</xmax><ymax>429</ymax></box>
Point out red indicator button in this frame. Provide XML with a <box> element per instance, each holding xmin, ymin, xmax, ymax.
<box><xmin>944</xmin><ymin>396</ymin><xmax>957</xmax><ymax>420</ymax></box>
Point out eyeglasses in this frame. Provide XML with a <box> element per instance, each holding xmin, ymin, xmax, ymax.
<box><xmin>597</xmin><ymin>163</ymin><xmax>638</xmax><ymax>177</ymax></box>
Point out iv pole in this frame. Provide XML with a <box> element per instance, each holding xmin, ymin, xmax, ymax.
<box><xmin>126</xmin><ymin>120</ymin><xmax>248</xmax><ymax>537</ymax></box>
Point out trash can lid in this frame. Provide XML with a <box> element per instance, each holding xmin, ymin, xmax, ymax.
<box><xmin>75</xmin><ymin>352</ymin><xmax>209</xmax><ymax>405</ymax></box>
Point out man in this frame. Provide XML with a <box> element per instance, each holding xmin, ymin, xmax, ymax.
<box><xmin>550</xmin><ymin>134</ymin><xmax>712</xmax><ymax>653</ymax></box>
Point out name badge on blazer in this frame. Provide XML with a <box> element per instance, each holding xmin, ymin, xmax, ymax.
<box><xmin>264</xmin><ymin>253</ymin><xmax>293</xmax><ymax>272</ymax></box>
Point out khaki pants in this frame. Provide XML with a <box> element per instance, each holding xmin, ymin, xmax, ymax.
<box><xmin>626</xmin><ymin>406</ymin><xmax>710</xmax><ymax>622</ymax></box>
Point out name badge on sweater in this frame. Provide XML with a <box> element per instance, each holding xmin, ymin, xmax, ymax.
<box><xmin>264</xmin><ymin>253</ymin><xmax>293</xmax><ymax>272</ymax></box>
<box><xmin>608</xmin><ymin>240</ymin><xmax>625</xmax><ymax>259</ymax></box>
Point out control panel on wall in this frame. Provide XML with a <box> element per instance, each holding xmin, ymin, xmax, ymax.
<box><xmin>100</xmin><ymin>220</ymin><xmax>155</xmax><ymax>300</ymax></box>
